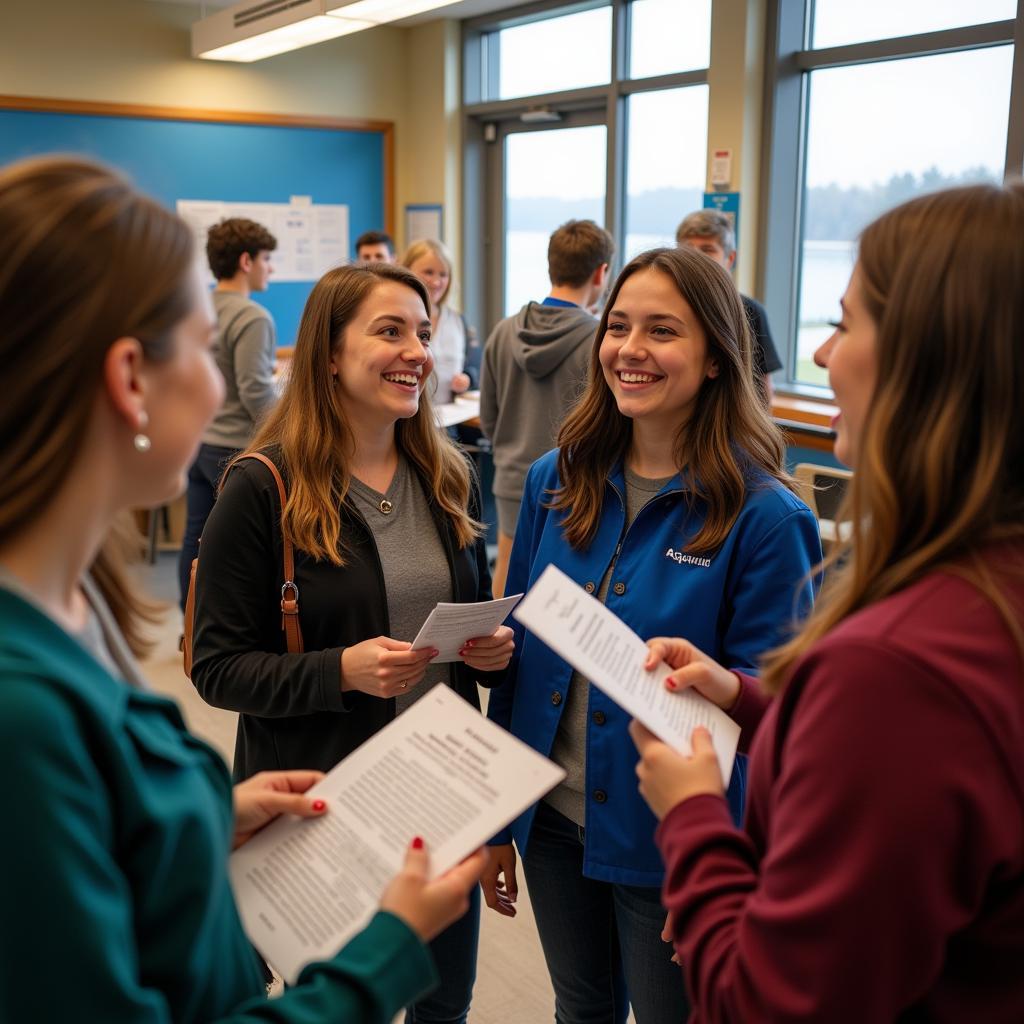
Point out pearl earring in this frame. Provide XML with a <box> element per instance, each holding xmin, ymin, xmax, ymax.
<box><xmin>134</xmin><ymin>411</ymin><xmax>151</xmax><ymax>453</ymax></box>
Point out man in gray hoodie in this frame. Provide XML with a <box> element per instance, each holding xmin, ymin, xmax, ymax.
<box><xmin>481</xmin><ymin>219</ymin><xmax>614</xmax><ymax>595</ymax></box>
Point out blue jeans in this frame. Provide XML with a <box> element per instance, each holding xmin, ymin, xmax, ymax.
<box><xmin>523</xmin><ymin>802</ymin><xmax>689</xmax><ymax>1024</ymax></box>
<box><xmin>406</xmin><ymin>884</ymin><xmax>480</xmax><ymax>1023</ymax></box>
<box><xmin>177</xmin><ymin>443</ymin><xmax>238</xmax><ymax>612</ymax></box>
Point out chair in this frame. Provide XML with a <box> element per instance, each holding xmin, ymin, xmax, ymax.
<box><xmin>794</xmin><ymin>463</ymin><xmax>852</xmax><ymax>547</ymax></box>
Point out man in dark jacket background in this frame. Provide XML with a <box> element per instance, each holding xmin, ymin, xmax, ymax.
<box><xmin>480</xmin><ymin>219</ymin><xmax>614</xmax><ymax>596</ymax></box>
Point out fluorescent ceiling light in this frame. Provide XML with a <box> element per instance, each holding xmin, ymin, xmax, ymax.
<box><xmin>325</xmin><ymin>0</ymin><xmax>463</xmax><ymax>25</ymax></box>
<box><xmin>193</xmin><ymin>0</ymin><xmax>374</xmax><ymax>62</ymax></box>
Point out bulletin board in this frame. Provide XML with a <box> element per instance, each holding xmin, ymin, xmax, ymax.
<box><xmin>0</xmin><ymin>96</ymin><xmax>394</xmax><ymax>346</ymax></box>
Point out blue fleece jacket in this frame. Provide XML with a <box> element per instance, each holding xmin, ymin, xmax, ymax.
<box><xmin>487</xmin><ymin>449</ymin><xmax>821</xmax><ymax>886</ymax></box>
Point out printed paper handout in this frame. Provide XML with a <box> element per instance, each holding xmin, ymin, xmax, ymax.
<box><xmin>412</xmin><ymin>594</ymin><xmax>523</xmax><ymax>663</ymax></box>
<box><xmin>230</xmin><ymin>685</ymin><xmax>563</xmax><ymax>983</ymax></box>
<box><xmin>513</xmin><ymin>564</ymin><xmax>741</xmax><ymax>785</ymax></box>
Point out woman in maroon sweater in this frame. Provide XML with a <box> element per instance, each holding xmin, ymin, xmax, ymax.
<box><xmin>629</xmin><ymin>184</ymin><xmax>1024</xmax><ymax>1021</ymax></box>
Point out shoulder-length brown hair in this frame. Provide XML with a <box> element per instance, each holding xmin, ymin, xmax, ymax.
<box><xmin>243</xmin><ymin>263</ymin><xmax>480</xmax><ymax>564</ymax></box>
<box><xmin>761</xmin><ymin>183</ymin><xmax>1024</xmax><ymax>693</ymax></box>
<box><xmin>0</xmin><ymin>156</ymin><xmax>194</xmax><ymax>655</ymax></box>
<box><xmin>552</xmin><ymin>246</ymin><xmax>791</xmax><ymax>552</ymax></box>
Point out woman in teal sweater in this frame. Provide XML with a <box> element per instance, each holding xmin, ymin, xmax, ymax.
<box><xmin>0</xmin><ymin>155</ymin><xmax>485</xmax><ymax>1022</ymax></box>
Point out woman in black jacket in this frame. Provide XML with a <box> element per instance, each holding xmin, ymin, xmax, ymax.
<box><xmin>192</xmin><ymin>262</ymin><xmax>513</xmax><ymax>1024</ymax></box>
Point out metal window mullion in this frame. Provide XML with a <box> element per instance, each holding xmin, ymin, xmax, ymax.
<box><xmin>604</xmin><ymin>0</ymin><xmax>628</xmax><ymax>251</ymax></box>
<box><xmin>796</xmin><ymin>19</ymin><xmax>1014</xmax><ymax>71</ymax></box>
<box><xmin>618</xmin><ymin>68</ymin><xmax>709</xmax><ymax>94</ymax></box>
<box><xmin>1004</xmin><ymin>1</ymin><xmax>1024</xmax><ymax>177</ymax></box>
<box><xmin>759</xmin><ymin>0</ymin><xmax>812</xmax><ymax>386</ymax></box>
<box><xmin>465</xmin><ymin>84</ymin><xmax>611</xmax><ymax>120</ymax></box>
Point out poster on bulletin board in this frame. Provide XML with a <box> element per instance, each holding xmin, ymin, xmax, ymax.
<box><xmin>702</xmin><ymin>191</ymin><xmax>740</xmax><ymax>249</ymax></box>
<box><xmin>178</xmin><ymin>197</ymin><xmax>349</xmax><ymax>285</ymax></box>
<box><xmin>405</xmin><ymin>203</ymin><xmax>444</xmax><ymax>244</ymax></box>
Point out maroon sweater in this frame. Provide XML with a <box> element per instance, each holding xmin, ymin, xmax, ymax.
<box><xmin>656</xmin><ymin>559</ymin><xmax>1024</xmax><ymax>1022</ymax></box>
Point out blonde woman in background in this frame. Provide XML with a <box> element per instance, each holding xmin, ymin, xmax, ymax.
<box><xmin>401</xmin><ymin>239</ymin><xmax>480</xmax><ymax>403</ymax></box>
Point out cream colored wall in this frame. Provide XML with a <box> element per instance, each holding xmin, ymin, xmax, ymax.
<box><xmin>707</xmin><ymin>0</ymin><xmax>767</xmax><ymax>297</ymax></box>
<box><xmin>396</xmin><ymin>18</ymin><xmax>464</xmax><ymax>300</ymax></box>
<box><xmin>0</xmin><ymin>0</ymin><xmax>458</xmax><ymax>262</ymax></box>
<box><xmin>1</xmin><ymin>0</ymin><xmax>409</xmax><ymax>123</ymax></box>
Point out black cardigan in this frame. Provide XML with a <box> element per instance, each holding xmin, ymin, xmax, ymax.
<box><xmin>191</xmin><ymin>453</ymin><xmax>501</xmax><ymax>780</ymax></box>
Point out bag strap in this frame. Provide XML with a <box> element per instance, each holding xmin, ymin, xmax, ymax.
<box><xmin>237</xmin><ymin>452</ymin><xmax>304</xmax><ymax>655</ymax></box>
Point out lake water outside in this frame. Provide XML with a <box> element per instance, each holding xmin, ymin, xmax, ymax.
<box><xmin>503</xmin><ymin>230</ymin><xmax>855</xmax><ymax>387</ymax></box>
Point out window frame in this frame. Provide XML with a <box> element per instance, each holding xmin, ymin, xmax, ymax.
<box><xmin>462</xmin><ymin>0</ymin><xmax>711</xmax><ymax>336</ymax></box>
<box><xmin>760</xmin><ymin>1</ymin><xmax>1024</xmax><ymax>398</ymax></box>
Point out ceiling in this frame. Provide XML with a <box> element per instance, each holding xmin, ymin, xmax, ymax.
<box><xmin>149</xmin><ymin>0</ymin><xmax>517</xmax><ymax>26</ymax></box>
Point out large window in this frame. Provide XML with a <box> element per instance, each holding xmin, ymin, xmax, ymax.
<box><xmin>463</xmin><ymin>0</ymin><xmax>713</xmax><ymax>335</ymax></box>
<box><xmin>764</xmin><ymin>1</ymin><xmax>1023</xmax><ymax>390</ymax></box>
<box><xmin>492</xmin><ymin>7</ymin><xmax>613</xmax><ymax>100</ymax></box>
<box><xmin>624</xmin><ymin>86</ymin><xmax>709</xmax><ymax>261</ymax></box>
<box><xmin>505</xmin><ymin>125</ymin><xmax>608</xmax><ymax>315</ymax></box>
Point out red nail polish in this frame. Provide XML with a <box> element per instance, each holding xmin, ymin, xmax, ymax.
<box><xmin>411</xmin><ymin>835</ymin><xmax>424</xmax><ymax>850</ymax></box>
<box><xmin>312</xmin><ymin>799</ymin><xmax>326</xmax><ymax>811</ymax></box>
<box><xmin>666</xmin><ymin>679</ymin><xmax>677</xmax><ymax>690</ymax></box>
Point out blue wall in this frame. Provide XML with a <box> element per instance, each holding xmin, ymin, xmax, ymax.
<box><xmin>0</xmin><ymin>108</ymin><xmax>386</xmax><ymax>346</ymax></box>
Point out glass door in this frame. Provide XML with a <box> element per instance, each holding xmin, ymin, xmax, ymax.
<box><xmin>498</xmin><ymin>119</ymin><xmax>608</xmax><ymax>318</ymax></box>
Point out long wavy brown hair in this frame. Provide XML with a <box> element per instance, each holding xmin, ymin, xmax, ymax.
<box><xmin>243</xmin><ymin>263</ymin><xmax>480</xmax><ymax>564</ymax></box>
<box><xmin>0</xmin><ymin>156</ymin><xmax>193</xmax><ymax>656</ymax></box>
<box><xmin>761</xmin><ymin>183</ymin><xmax>1024</xmax><ymax>693</ymax></box>
<box><xmin>552</xmin><ymin>246</ymin><xmax>791</xmax><ymax>552</ymax></box>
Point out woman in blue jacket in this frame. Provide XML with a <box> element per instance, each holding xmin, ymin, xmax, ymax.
<box><xmin>482</xmin><ymin>247</ymin><xmax>820</xmax><ymax>1023</ymax></box>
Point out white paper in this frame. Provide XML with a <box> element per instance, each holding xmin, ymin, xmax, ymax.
<box><xmin>176</xmin><ymin>198</ymin><xmax>349</xmax><ymax>284</ymax></box>
<box><xmin>411</xmin><ymin>594</ymin><xmax>522</xmax><ymax>663</ymax></box>
<box><xmin>513</xmin><ymin>564</ymin><xmax>740</xmax><ymax>786</ymax></box>
<box><xmin>710</xmin><ymin>148</ymin><xmax>733</xmax><ymax>188</ymax></box>
<box><xmin>434</xmin><ymin>400</ymin><xmax>479</xmax><ymax>428</ymax></box>
<box><xmin>230</xmin><ymin>685</ymin><xmax>564</xmax><ymax>983</ymax></box>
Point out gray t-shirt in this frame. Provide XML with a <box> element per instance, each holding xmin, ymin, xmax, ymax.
<box><xmin>545</xmin><ymin>467</ymin><xmax>677</xmax><ymax>826</ymax></box>
<box><xmin>347</xmin><ymin>455</ymin><xmax>453</xmax><ymax>713</ymax></box>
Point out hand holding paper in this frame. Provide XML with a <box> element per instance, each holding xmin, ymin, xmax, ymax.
<box><xmin>230</xmin><ymin>685</ymin><xmax>563</xmax><ymax>983</ymax></box>
<box><xmin>412</xmin><ymin>594</ymin><xmax>522</xmax><ymax>663</ymax></box>
<box><xmin>512</xmin><ymin>565</ymin><xmax>741</xmax><ymax>786</ymax></box>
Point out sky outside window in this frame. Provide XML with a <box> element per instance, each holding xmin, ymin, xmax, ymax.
<box><xmin>796</xmin><ymin>44</ymin><xmax>1013</xmax><ymax>384</ymax></box>
<box><xmin>496</xmin><ymin>7</ymin><xmax>612</xmax><ymax>100</ymax></box>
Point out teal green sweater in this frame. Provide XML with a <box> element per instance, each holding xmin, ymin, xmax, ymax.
<box><xmin>0</xmin><ymin>588</ymin><xmax>437</xmax><ymax>1021</ymax></box>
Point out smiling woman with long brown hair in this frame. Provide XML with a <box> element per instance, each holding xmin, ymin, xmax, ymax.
<box><xmin>482</xmin><ymin>246</ymin><xmax>821</xmax><ymax>1024</ymax></box>
<box><xmin>632</xmin><ymin>183</ymin><xmax>1024</xmax><ymax>1022</ymax></box>
<box><xmin>190</xmin><ymin>261</ymin><xmax>513</xmax><ymax>1024</ymax></box>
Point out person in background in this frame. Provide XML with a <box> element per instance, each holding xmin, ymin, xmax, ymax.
<box><xmin>483</xmin><ymin>246</ymin><xmax>820</xmax><ymax>1024</ymax></box>
<box><xmin>401</xmin><ymin>239</ymin><xmax>480</xmax><ymax>404</ymax></box>
<box><xmin>0</xmin><ymin>155</ymin><xmax>486</xmax><ymax>1023</ymax></box>
<box><xmin>191</xmin><ymin>262</ymin><xmax>514</xmax><ymax>1024</ymax></box>
<box><xmin>355</xmin><ymin>229</ymin><xmax>396</xmax><ymax>263</ymax></box>
<box><xmin>177</xmin><ymin>216</ymin><xmax>278</xmax><ymax>611</ymax></box>
<box><xmin>676</xmin><ymin>209</ymin><xmax>782</xmax><ymax>402</ymax></box>
<box><xmin>480</xmin><ymin>219</ymin><xmax>613</xmax><ymax>597</ymax></box>
<box><xmin>633</xmin><ymin>184</ymin><xmax>1024</xmax><ymax>1021</ymax></box>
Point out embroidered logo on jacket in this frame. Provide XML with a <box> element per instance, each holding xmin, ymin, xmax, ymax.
<box><xmin>665</xmin><ymin>547</ymin><xmax>711</xmax><ymax>568</ymax></box>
